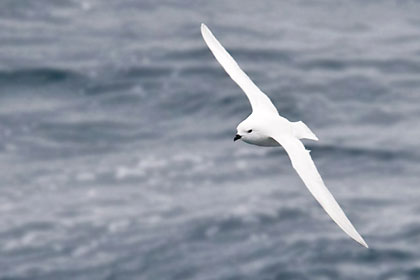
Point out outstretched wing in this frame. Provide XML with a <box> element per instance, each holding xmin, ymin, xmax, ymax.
<box><xmin>270</xmin><ymin>133</ymin><xmax>368</xmax><ymax>248</ymax></box>
<box><xmin>201</xmin><ymin>23</ymin><xmax>278</xmax><ymax>115</ymax></box>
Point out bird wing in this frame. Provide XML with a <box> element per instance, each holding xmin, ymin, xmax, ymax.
<box><xmin>270</xmin><ymin>132</ymin><xmax>368</xmax><ymax>248</ymax></box>
<box><xmin>201</xmin><ymin>23</ymin><xmax>278</xmax><ymax>115</ymax></box>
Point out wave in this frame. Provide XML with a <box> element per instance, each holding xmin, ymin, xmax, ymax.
<box><xmin>0</xmin><ymin>68</ymin><xmax>86</xmax><ymax>87</ymax></box>
<box><xmin>298</xmin><ymin>57</ymin><xmax>420</xmax><ymax>74</ymax></box>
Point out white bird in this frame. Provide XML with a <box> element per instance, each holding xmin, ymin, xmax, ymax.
<box><xmin>201</xmin><ymin>23</ymin><xmax>368</xmax><ymax>248</ymax></box>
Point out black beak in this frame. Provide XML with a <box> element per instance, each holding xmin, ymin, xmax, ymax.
<box><xmin>234</xmin><ymin>134</ymin><xmax>241</xmax><ymax>142</ymax></box>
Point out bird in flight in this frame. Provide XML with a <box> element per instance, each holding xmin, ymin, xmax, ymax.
<box><xmin>201</xmin><ymin>23</ymin><xmax>368</xmax><ymax>248</ymax></box>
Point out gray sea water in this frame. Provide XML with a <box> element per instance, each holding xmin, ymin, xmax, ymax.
<box><xmin>1</xmin><ymin>0</ymin><xmax>420</xmax><ymax>279</ymax></box>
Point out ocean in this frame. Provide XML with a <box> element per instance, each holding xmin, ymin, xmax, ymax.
<box><xmin>1</xmin><ymin>0</ymin><xmax>420</xmax><ymax>279</ymax></box>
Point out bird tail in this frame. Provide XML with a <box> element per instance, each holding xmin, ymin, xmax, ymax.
<box><xmin>292</xmin><ymin>121</ymin><xmax>319</xmax><ymax>141</ymax></box>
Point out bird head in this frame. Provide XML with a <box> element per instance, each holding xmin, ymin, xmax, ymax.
<box><xmin>234</xmin><ymin>118</ymin><xmax>259</xmax><ymax>143</ymax></box>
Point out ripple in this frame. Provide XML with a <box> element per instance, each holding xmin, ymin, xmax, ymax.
<box><xmin>0</xmin><ymin>68</ymin><xmax>85</xmax><ymax>87</ymax></box>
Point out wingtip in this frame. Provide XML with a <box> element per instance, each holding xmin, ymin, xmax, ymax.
<box><xmin>201</xmin><ymin>23</ymin><xmax>208</xmax><ymax>33</ymax></box>
<box><xmin>354</xmin><ymin>235</ymin><xmax>369</xmax><ymax>248</ymax></box>
<box><xmin>360</xmin><ymin>238</ymin><xmax>369</xmax><ymax>249</ymax></box>
<box><xmin>345</xmin><ymin>226</ymin><xmax>369</xmax><ymax>248</ymax></box>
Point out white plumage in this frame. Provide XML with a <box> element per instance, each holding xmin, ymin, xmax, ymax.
<box><xmin>201</xmin><ymin>23</ymin><xmax>368</xmax><ymax>248</ymax></box>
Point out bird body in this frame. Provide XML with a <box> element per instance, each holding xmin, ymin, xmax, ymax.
<box><xmin>237</xmin><ymin>113</ymin><xmax>288</xmax><ymax>147</ymax></box>
<box><xmin>201</xmin><ymin>23</ymin><xmax>368</xmax><ymax>248</ymax></box>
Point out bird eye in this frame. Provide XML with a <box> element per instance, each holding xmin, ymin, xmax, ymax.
<box><xmin>247</xmin><ymin>129</ymin><xmax>252</xmax><ymax>133</ymax></box>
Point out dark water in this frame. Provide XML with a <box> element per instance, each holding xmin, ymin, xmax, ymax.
<box><xmin>1</xmin><ymin>0</ymin><xmax>420</xmax><ymax>279</ymax></box>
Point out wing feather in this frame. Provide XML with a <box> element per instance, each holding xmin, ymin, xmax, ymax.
<box><xmin>271</xmin><ymin>134</ymin><xmax>368</xmax><ymax>248</ymax></box>
<box><xmin>201</xmin><ymin>24</ymin><xmax>278</xmax><ymax>115</ymax></box>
